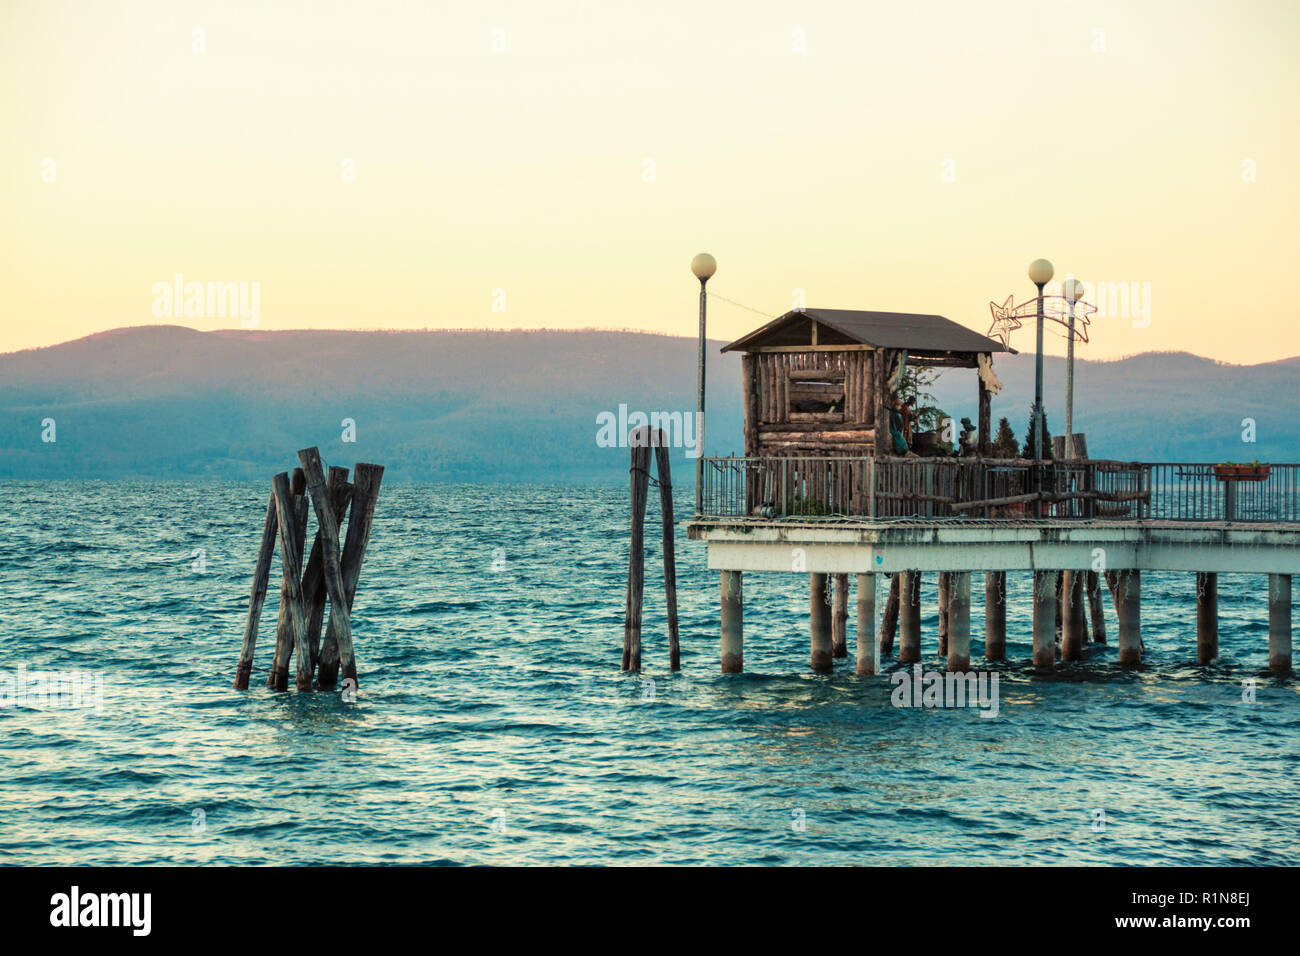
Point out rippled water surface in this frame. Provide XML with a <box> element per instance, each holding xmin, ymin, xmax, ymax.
<box><xmin>1</xmin><ymin>480</ymin><xmax>1297</xmax><ymax>865</ymax></box>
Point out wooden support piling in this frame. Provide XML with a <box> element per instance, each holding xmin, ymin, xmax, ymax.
<box><xmin>856</xmin><ymin>572</ymin><xmax>876</xmax><ymax>676</ymax></box>
<box><xmin>1086</xmin><ymin>570</ymin><xmax>1107</xmax><ymax>644</ymax></box>
<box><xmin>268</xmin><ymin>471</ymin><xmax>310</xmax><ymax>691</ymax></box>
<box><xmin>316</xmin><ymin>459</ymin><xmax>383</xmax><ymax>690</ymax></box>
<box><xmin>1061</xmin><ymin>570</ymin><xmax>1086</xmax><ymax>661</ymax></box>
<box><xmin>1268</xmin><ymin>573</ymin><xmax>1292</xmax><ymax>674</ymax></box>
<box><xmin>878</xmin><ymin>573</ymin><xmax>901</xmax><ymax>657</ymax></box>
<box><xmin>1032</xmin><ymin>570</ymin><xmax>1057</xmax><ymax>668</ymax></box>
<box><xmin>1196</xmin><ymin>572</ymin><xmax>1218</xmax><ymax>665</ymax></box>
<box><xmin>810</xmin><ymin>572</ymin><xmax>833</xmax><ymax>673</ymax></box>
<box><xmin>899</xmin><ymin>570</ymin><xmax>921</xmax><ymax>663</ymax></box>
<box><xmin>984</xmin><ymin>571</ymin><xmax>1006</xmax><ymax>661</ymax></box>
<box><xmin>720</xmin><ymin>570</ymin><xmax>743</xmax><ymax>674</ymax></box>
<box><xmin>653</xmin><ymin>441</ymin><xmax>681</xmax><ymax>671</ymax></box>
<box><xmin>269</xmin><ymin>469</ymin><xmax>308</xmax><ymax>691</ymax></box>
<box><xmin>302</xmin><ymin>467</ymin><xmax>353</xmax><ymax>673</ymax></box>
<box><xmin>1117</xmin><ymin>569</ymin><xmax>1142</xmax><ymax>666</ymax></box>
<box><xmin>947</xmin><ymin>571</ymin><xmax>971</xmax><ymax>672</ymax></box>
<box><xmin>233</xmin><ymin>493</ymin><xmax>279</xmax><ymax>689</ymax></box>
<box><xmin>831</xmin><ymin>573</ymin><xmax>849</xmax><ymax>658</ymax></box>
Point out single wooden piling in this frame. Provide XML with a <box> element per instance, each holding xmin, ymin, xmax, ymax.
<box><xmin>899</xmin><ymin>570</ymin><xmax>921</xmax><ymax>663</ymax></box>
<box><xmin>1061</xmin><ymin>570</ymin><xmax>1086</xmax><ymax>661</ymax></box>
<box><xmin>1086</xmin><ymin>570</ymin><xmax>1107</xmax><ymax>644</ymax></box>
<box><xmin>1032</xmin><ymin>571</ymin><xmax>1057</xmax><ymax>668</ymax></box>
<box><xmin>831</xmin><ymin>573</ymin><xmax>849</xmax><ymax>658</ymax></box>
<box><xmin>984</xmin><ymin>571</ymin><xmax>1006</xmax><ymax>661</ymax></box>
<box><xmin>1196</xmin><ymin>572</ymin><xmax>1218</xmax><ymax>665</ymax></box>
<box><xmin>621</xmin><ymin>439</ymin><xmax>651</xmax><ymax>672</ymax></box>
<box><xmin>947</xmin><ymin>571</ymin><xmax>972</xmax><ymax>672</ymax></box>
<box><xmin>856</xmin><ymin>572</ymin><xmax>876</xmax><ymax>676</ymax></box>
<box><xmin>652</xmin><ymin>440</ymin><xmax>681</xmax><ymax>671</ymax></box>
<box><xmin>268</xmin><ymin>471</ymin><xmax>310</xmax><ymax>690</ymax></box>
<box><xmin>233</xmin><ymin>493</ymin><xmax>279</xmax><ymax>689</ymax></box>
<box><xmin>810</xmin><ymin>573</ymin><xmax>833</xmax><ymax>673</ymax></box>
<box><xmin>1117</xmin><ymin>569</ymin><xmax>1142</xmax><ymax>666</ymax></box>
<box><xmin>878</xmin><ymin>573</ymin><xmax>901</xmax><ymax>657</ymax></box>
<box><xmin>1268</xmin><ymin>573</ymin><xmax>1292</xmax><ymax>674</ymax></box>
<box><xmin>720</xmin><ymin>570</ymin><xmax>743</xmax><ymax>673</ymax></box>
<box><xmin>937</xmin><ymin>571</ymin><xmax>950</xmax><ymax>657</ymax></box>
<box><xmin>316</xmin><ymin>459</ymin><xmax>383</xmax><ymax>690</ymax></box>
<box><xmin>269</xmin><ymin>469</ymin><xmax>308</xmax><ymax>691</ymax></box>
<box><xmin>302</xmin><ymin>468</ymin><xmax>353</xmax><ymax>673</ymax></box>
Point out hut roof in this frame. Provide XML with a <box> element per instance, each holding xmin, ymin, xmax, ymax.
<box><xmin>720</xmin><ymin>308</ymin><xmax>1013</xmax><ymax>355</ymax></box>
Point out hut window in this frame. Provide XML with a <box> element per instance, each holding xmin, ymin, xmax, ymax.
<box><xmin>786</xmin><ymin>368</ymin><xmax>845</xmax><ymax>422</ymax></box>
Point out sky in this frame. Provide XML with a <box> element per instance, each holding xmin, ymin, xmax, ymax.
<box><xmin>3</xmin><ymin>0</ymin><xmax>1297</xmax><ymax>362</ymax></box>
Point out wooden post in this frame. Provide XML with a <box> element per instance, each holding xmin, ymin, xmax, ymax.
<box><xmin>878</xmin><ymin>573</ymin><xmax>901</xmax><ymax>657</ymax></box>
<box><xmin>233</xmin><ymin>493</ymin><xmax>279</xmax><ymax>689</ymax></box>
<box><xmin>937</xmin><ymin>571</ymin><xmax>950</xmax><ymax>656</ymax></box>
<box><xmin>1061</xmin><ymin>570</ymin><xmax>1086</xmax><ymax>661</ymax></box>
<box><xmin>1196</xmin><ymin>572</ymin><xmax>1218</xmax><ymax>665</ymax></box>
<box><xmin>720</xmin><ymin>570</ymin><xmax>743</xmax><ymax>674</ymax></box>
<box><xmin>1117</xmin><ymin>569</ymin><xmax>1142</xmax><ymax>666</ymax></box>
<box><xmin>268</xmin><ymin>471</ymin><xmax>310</xmax><ymax>690</ymax></box>
<box><xmin>652</xmin><ymin>440</ymin><xmax>681</xmax><ymax>671</ymax></box>
<box><xmin>1086</xmin><ymin>570</ymin><xmax>1107</xmax><ymax>644</ymax></box>
<box><xmin>622</xmin><ymin>438</ymin><xmax>651</xmax><ymax>672</ymax></box>
<box><xmin>873</xmin><ymin>349</ymin><xmax>890</xmax><ymax>457</ymax></box>
<box><xmin>947</xmin><ymin>571</ymin><xmax>971</xmax><ymax>672</ymax></box>
<box><xmin>856</xmin><ymin>572</ymin><xmax>876</xmax><ymax>676</ymax></box>
<box><xmin>268</xmin><ymin>469</ymin><xmax>308</xmax><ymax>691</ymax></box>
<box><xmin>810</xmin><ymin>573</ymin><xmax>833</xmax><ymax>673</ymax></box>
<box><xmin>1032</xmin><ymin>570</ymin><xmax>1057</xmax><ymax>668</ymax></box>
<box><xmin>977</xmin><ymin>369</ymin><xmax>992</xmax><ymax>456</ymax></box>
<box><xmin>317</xmin><ymin>460</ymin><xmax>384</xmax><ymax>690</ymax></box>
<box><xmin>302</xmin><ymin>468</ymin><xmax>353</xmax><ymax>673</ymax></box>
<box><xmin>984</xmin><ymin>571</ymin><xmax>1006</xmax><ymax>661</ymax></box>
<box><xmin>1268</xmin><ymin>573</ymin><xmax>1292</xmax><ymax>674</ymax></box>
<box><xmin>899</xmin><ymin>570</ymin><xmax>921</xmax><ymax>663</ymax></box>
<box><xmin>831</xmin><ymin>573</ymin><xmax>849</xmax><ymax>658</ymax></box>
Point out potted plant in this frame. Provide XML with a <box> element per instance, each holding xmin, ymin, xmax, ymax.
<box><xmin>1213</xmin><ymin>460</ymin><xmax>1270</xmax><ymax>481</ymax></box>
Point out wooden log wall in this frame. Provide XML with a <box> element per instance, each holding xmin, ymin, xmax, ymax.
<box><xmin>744</xmin><ymin>348</ymin><xmax>878</xmax><ymax>456</ymax></box>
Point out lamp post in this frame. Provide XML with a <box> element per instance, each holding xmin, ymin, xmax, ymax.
<box><xmin>1062</xmin><ymin>277</ymin><xmax>1085</xmax><ymax>460</ymax></box>
<box><xmin>691</xmin><ymin>252</ymin><xmax>716</xmax><ymax>515</ymax></box>
<box><xmin>1027</xmin><ymin>257</ymin><xmax>1054</xmax><ymax>518</ymax></box>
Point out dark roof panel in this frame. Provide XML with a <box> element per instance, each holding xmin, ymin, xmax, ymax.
<box><xmin>721</xmin><ymin>308</ymin><xmax>1011</xmax><ymax>354</ymax></box>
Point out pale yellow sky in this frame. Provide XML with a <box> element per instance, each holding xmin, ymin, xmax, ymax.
<box><xmin>3</xmin><ymin>0</ymin><xmax>1297</xmax><ymax>361</ymax></box>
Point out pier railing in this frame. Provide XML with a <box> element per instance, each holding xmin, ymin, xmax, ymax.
<box><xmin>697</xmin><ymin>457</ymin><xmax>1300</xmax><ymax>524</ymax></box>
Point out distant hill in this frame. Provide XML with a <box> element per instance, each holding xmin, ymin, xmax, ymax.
<box><xmin>0</xmin><ymin>326</ymin><xmax>1295</xmax><ymax>480</ymax></box>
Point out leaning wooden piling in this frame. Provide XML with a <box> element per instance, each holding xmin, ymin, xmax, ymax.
<box><xmin>233</xmin><ymin>493</ymin><xmax>279</xmax><ymax>689</ymax></box>
<box><xmin>1268</xmin><ymin>573</ymin><xmax>1292</xmax><ymax>674</ymax></box>
<box><xmin>720</xmin><ymin>570</ymin><xmax>743</xmax><ymax>673</ymax></box>
<box><xmin>268</xmin><ymin>471</ymin><xmax>310</xmax><ymax>690</ymax></box>
<box><xmin>317</xmin><ymin>460</ymin><xmax>383</xmax><ymax>690</ymax></box>
<box><xmin>1196</xmin><ymin>572</ymin><xmax>1218</xmax><ymax>665</ymax></box>
<box><xmin>1032</xmin><ymin>571</ymin><xmax>1057</xmax><ymax>668</ymax></box>
<box><xmin>653</xmin><ymin>442</ymin><xmax>681</xmax><ymax>671</ymax></box>
<box><xmin>878</xmin><ymin>573</ymin><xmax>901</xmax><ymax>657</ymax></box>
<box><xmin>984</xmin><ymin>571</ymin><xmax>1006</xmax><ymax>661</ymax></box>
<box><xmin>831</xmin><ymin>573</ymin><xmax>849</xmax><ymax>658</ymax></box>
<box><xmin>947</xmin><ymin>571</ymin><xmax>971</xmax><ymax>672</ymax></box>
<box><xmin>899</xmin><ymin>571</ymin><xmax>921</xmax><ymax>663</ymax></box>
<box><xmin>810</xmin><ymin>572</ymin><xmax>833</xmax><ymax>673</ymax></box>
<box><xmin>269</xmin><ymin>468</ymin><xmax>308</xmax><ymax>691</ymax></box>
<box><xmin>856</xmin><ymin>572</ymin><xmax>876</xmax><ymax>676</ymax></box>
<box><xmin>302</xmin><ymin>467</ymin><xmax>353</xmax><ymax>672</ymax></box>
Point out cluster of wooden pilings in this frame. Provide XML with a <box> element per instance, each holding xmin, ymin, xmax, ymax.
<box><xmin>757</xmin><ymin>568</ymin><xmax>1292</xmax><ymax>676</ymax></box>
<box><xmin>233</xmin><ymin>447</ymin><xmax>384</xmax><ymax>692</ymax></box>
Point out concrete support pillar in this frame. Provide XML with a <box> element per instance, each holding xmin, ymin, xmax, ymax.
<box><xmin>1032</xmin><ymin>571</ymin><xmax>1057</xmax><ymax>668</ymax></box>
<box><xmin>810</xmin><ymin>573</ymin><xmax>833</xmax><ymax>674</ymax></box>
<box><xmin>947</xmin><ymin>572</ymin><xmax>971</xmax><ymax>672</ymax></box>
<box><xmin>1195</xmin><ymin>572</ymin><xmax>1218</xmax><ymax>665</ymax></box>
<box><xmin>899</xmin><ymin>570</ymin><xmax>922</xmax><ymax>663</ymax></box>
<box><xmin>1086</xmin><ymin>570</ymin><xmax>1107</xmax><ymax>644</ymax></box>
<box><xmin>1269</xmin><ymin>574</ymin><xmax>1292</xmax><ymax>674</ymax></box>
<box><xmin>1117</xmin><ymin>569</ymin><xmax>1142</xmax><ymax>666</ymax></box>
<box><xmin>720</xmin><ymin>570</ymin><xmax>743</xmax><ymax>674</ymax></box>
<box><xmin>856</xmin><ymin>572</ymin><xmax>877</xmax><ymax>676</ymax></box>
<box><xmin>831</xmin><ymin>573</ymin><xmax>849</xmax><ymax>658</ymax></box>
<box><xmin>1061</xmin><ymin>570</ymin><xmax>1086</xmax><ymax>661</ymax></box>
<box><xmin>984</xmin><ymin>571</ymin><xmax>1006</xmax><ymax>661</ymax></box>
<box><xmin>937</xmin><ymin>571</ymin><xmax>950</xmax><ymax>656</ymax></box>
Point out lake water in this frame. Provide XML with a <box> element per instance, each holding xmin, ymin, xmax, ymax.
<box><xmin>1</xmin><ymin>481</ymin><xmax>1296</xmax><ymax>865</ymax></box>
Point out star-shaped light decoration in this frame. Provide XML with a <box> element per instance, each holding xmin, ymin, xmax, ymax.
<box><xmin>987</xmin><ymin>294</ymin><xmax>1098</xmax><ymax>346</ymax></box>
<box><xmin>987</xmin><ymin>295</ymin><xmax>1021</xmax><ymax>348</ymax></box>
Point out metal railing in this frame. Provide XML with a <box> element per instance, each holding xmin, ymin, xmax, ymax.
<box><xmin>697</xmin><ymin>457</ymin><xmax>1300</xmax><ymax>524</ymax></box>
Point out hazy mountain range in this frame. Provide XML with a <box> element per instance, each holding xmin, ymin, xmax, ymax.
<box><xmin>1</xmin><ymin>326</ymin><xmax>1295</xmax><ymax>481</ymax></box>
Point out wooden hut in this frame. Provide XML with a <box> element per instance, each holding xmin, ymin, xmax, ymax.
<box><xmin>721</xmin><ymin>308</ymin><xmax>1013</xmax><ymax>459</ymax></box>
